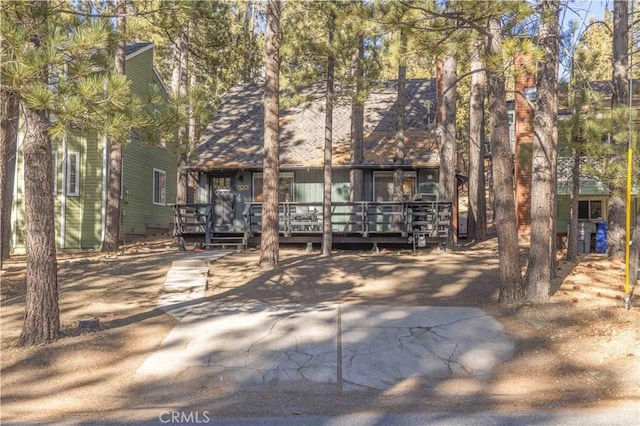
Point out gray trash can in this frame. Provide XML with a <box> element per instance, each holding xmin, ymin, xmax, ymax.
<box><xmin>568</xmin><ymin>222</ymin><xmax>592</xmax><ymax>253</ymax></box>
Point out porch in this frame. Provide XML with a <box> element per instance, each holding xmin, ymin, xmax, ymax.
<box><xmin>172</xmin><ymin>200</ymin><xmax>453</xmax><ymax>252</ymax></box>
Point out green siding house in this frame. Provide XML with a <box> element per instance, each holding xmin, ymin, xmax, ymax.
<box><xmin>10</xmin><ymin>43</ymin><xmax>177</xmax><ymax>253</ymax></box>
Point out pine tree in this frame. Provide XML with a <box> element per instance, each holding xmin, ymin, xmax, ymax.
<box><xmin>608</xmin><ymin>0</ymin><xmax>630</xmax><ymax>260</ymax></box>
<box><xmin>486</xmin><ymin>14</ymin><xmax>525</xmax><ymax>303</ymax></box>
<box><xmin>2</xmin><ymin>0</ymin><xmax>142</xmax><ymax>344</ymax></box>
<box><xmin>321</xmin><ymin>4</ymin><xmax>337</xmax><ymax>257</ymax></box>
<box><xmin>0</xmin><ymin>86</ymin><xmax>18</xmax><ymax>266</ymax></box>
<box><xmin>467</xmin><ymin>35</ymin><xmax>487</xmax><ymax>241</ymax></box>
<box><xmin>102</xmin><ymin>0</ymin><xmax>126</xmax><ymax>252</ymax></box>
<box><xmin>526</xmin><ymin>0</ymin><xmax>560</xmax><ymax>303</ymax></box>
<box><xmin>259</xmin><ymin>0</ymin><xmax>281</xmax><ymax>270</ymax></box>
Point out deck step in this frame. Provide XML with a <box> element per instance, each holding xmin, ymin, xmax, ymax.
<box><xmin>205</xmin><ymin>236</ymin><xmax>245</xmax><ymax>251</ymax></box>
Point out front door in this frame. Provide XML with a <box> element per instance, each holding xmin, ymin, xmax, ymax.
<box><xmin>213</xmin><ymin>190</ymin><xmax>235</xmax><ymax>231</ymax></box>
<box><xmin>211</xmin><ymin>176</ymin><xmax>235</xmax><ymax>231</ymax></box>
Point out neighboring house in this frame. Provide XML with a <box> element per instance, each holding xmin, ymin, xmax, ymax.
<box><xmin>511</xmin><ymin>56</ymin><xmax>638</xmax><ymax>250</ymax></box>
<box><xmin>554</xmin><ymin>80</ymin><xmax>639</xmax><ymax>249</ymax></box>
<box><xmin>10</xmin><ymin>43</ymin><xmax>177</xmax><ymax>253</ymax></box>
<box><xmin>180</xmin><ymin>79</ymin><xmax>452</xmax><ymax>249</ymax></box>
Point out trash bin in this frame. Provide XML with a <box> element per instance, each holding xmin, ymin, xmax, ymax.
<box><xmin>567</xmin><ymin>222</ymin><xmax>592</xmax><ymax>253</ymax></box>
<box><xmin>595</xmin><ymin>221</ymin><xmax>608</xmax><ymax>254</ymax></box>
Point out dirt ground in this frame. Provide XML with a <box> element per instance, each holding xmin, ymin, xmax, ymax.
<box><xmin>1</xmin><ymin>236</ymin><xmax>638</xmax><ymax>423</ymax></box>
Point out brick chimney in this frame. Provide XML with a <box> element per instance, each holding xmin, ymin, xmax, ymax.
<box><xmin>514</xmin><ymin>52</ymin><xmax>536</xmax><ymax>237</ymax></box>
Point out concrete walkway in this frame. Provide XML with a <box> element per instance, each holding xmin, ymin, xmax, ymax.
<box><xmin>155</xmin><ymin>251</ymin><xmax>230</xmax><ymax>320</ymax></box>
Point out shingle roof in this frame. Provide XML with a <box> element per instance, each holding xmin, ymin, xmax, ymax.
<box><xmin>190</xmin><ymin>79</ymin><xmax>440</xmax><ymax>170</ymax></box>
<box><xmin>125</xmin><ymin>42</ymin><xmax>153</xmax><ymax>58</ymax></box>
<box><xmin>558</xmin><ymin>79</ymin><xmax>640</xmax><ymax>116</ymax></box>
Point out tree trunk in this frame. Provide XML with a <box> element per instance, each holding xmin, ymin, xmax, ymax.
<box><xmin>321</xmin><ymin>8</ymin><xmax>336</xmax><ymax>257</ymax></box>
<box><xmin>393</xmin><ymin>30</ymin><xmax>407</xmax><ymax>202</ymax></box>
<box><xmin>349</xmin><ymin>89</ymin><xmax>364</xmax><ymax>203</ymax></box>
<box><xmin>486</xmin><ymin>16</ymin><xmax>524</xmax><ymax>304</ymax></box>
<box><xmin>392</xmin><ymin>30</ymin><xmax>407</xmax><ymax>232</ymax></box>
<box><xmin>612</xmin><ymin>0</ymin><xmax>629</xmax><ymax>107</ymax></box>
<box><xmin>20</xmin><ymin>103</ymin><xmax>60</xmax><ymax>345</ymax></box>
<box><xmin>0</xmin><ymin>89</ymin><xmax>18</xmax><ymax>263</ymax></box>
<box><xmin>566</xmin><ymin>148</ymin><xmax>580</xmax><ymax>261</ymax></box>
<box><xmin>259</xmin><ymin>0</ymin><xmax>280</xmax><ymax>270</ymax></box>
<box><xmin>176</xmin><ymin>22</ymin><xmax>189</xmax><ymax>204</ymax></box>
<box><xmin>608</xmin><ymin>0</ymin><xmax>629</xmax><ymax>259</ymax></box>
<box><xmin>629</xmin><ymin>213</ymin><xmax>640</xmax><ymax>295</ymax></box>
<box><xmin>187</xmin><ymin>71</ymin><xmax>197</xmax><ymax>202</ymax></box>
<box><xmin>350</xmin><ymin>31</ymin><xmax>364</xmax><ymax>232</ymax></box>
<box><xmin>102</xmin><ymin>0</ymin><xmax>126</xmax><ymax>252</ymax></box>
<box><xmin>467</xmin><ymin>37</ymin><xmax>486</xmax><ymax>241</ymax></box>
<box><xmin>608</xmin><ymin>192</ymin><xmax>626</xmax><ymax>259</ymax></box>
<box><xmin>438</xmin><ymin>54</ymin><xmax>457</xmax><ymax>204</ymax></box>
<box><xmin>526</xmin><ymin>0</ymin><xmax>559</xmax><ymax>303</ymax></box>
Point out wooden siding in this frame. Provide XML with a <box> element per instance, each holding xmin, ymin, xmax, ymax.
<box><xmin>120</xmin><ymin>46</ymin><xmax>178</xmax><ymax>237</ymax></box>
<box><xmin>10</xmin><ymin>44</ymin><xmax>177</xmax><ymax>253</ymax></box>
<box><xmin>121</xmin><ymin>137</ymin><xmax>177</xmax><ymax>237</ymax></box>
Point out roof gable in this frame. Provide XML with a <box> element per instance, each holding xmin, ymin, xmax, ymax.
<box><xmin>191</xmin><ymin>79</ymin><xmax>439</xmax><ymax>170</ymax></box>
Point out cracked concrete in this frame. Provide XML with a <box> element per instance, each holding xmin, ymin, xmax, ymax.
<box><xmin>137</xmin><ymin>303</ymin><xmax>514</xmax><ymax>391</ymax></box>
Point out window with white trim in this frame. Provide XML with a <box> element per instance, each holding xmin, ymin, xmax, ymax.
<box><xmin>253</xmin><ymin>172</ymin><xmax>294</xmax><ymax>202</ymax></box>
<box><xmin>52</xmin><ymin>151</ymin><xmax>58</xmax><ymax>194</ymax></box>
<box><xmin>373</xmin><ymin>171</ymin><xmax>416</xmax><ymax>201</ymax></box>
<box><xmin>153</xmin><ymin>168</ymin><xmax>166</xmax><ymax>205</ymax></box>
<box><xmin>66</xmin><ymin>152</ymin><xmax>80</xmax><ymax>196</ymax></box>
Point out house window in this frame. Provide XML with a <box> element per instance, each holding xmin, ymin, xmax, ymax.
<box><xmin>66</xmin><ymin>152</ymin><xmax>80</xmax><ymax>196</ymax></box>
<box><xmin>153</xmin><ymin>168</ymin><xmax>166</xmax><ymax>205</ymax></box>
<box><xmin>52</xmin><ymin>151</ymin><xmax>58</xmax><ymax>194</ymax></box>
<box><xmin>525</xmin><ymin>87</ymin><xmax>537</xmax><ymax>101</ymax></box>
<box><xmin>253</xmin><ymin>172</ymin><xmax>294</xmax><ymax>202</ymax></box>
<box><xmin>213</xmin><ymin>177</ymin><xmax>232</xmax><ymax>191</ymax></box>
<box><xmin>578</xmin><ymin>199</ymin><xmax>603</xmax><ymax>220</ymax></box>
<box><xmin>373</xmin><ymin>171</ymin><xmax>416</xmax><ymax>201</ymax></box>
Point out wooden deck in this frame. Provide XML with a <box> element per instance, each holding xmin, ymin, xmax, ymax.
<box><xmin>172</xmin><ymin>201</ymin><xmax>453</xmax><ymax>252</ymax></box>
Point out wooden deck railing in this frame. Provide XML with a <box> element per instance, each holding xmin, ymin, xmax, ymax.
<box><xmin>173</xmin><ymin>201</ymin><xmax>452</xmax><ymax>250</ymax></box>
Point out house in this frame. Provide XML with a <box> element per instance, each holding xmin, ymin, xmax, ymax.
<box><xmin>180</xmin><ymin>79</ymin><xmax>452</xmax><ymax>249</ymax></box>
<box><xmin>512</xmin><ymin>58</ymin><xmax>639</xmax><ymax>251</ymax></box>
<box><xmin>556</xmin><ymin>79</ymin><xmax>639</xmax><ymax>251</ymax></box>
<box><xmin>9</xmin><ymin>43</ymin><xmax>178</xmax><ymax>253</ymax></box>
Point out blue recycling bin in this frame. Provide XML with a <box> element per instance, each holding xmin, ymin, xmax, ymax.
<box><xmin>595</xmin><ymin>221</ymin><xmax>608</xmax><ymax>254</ymax></box>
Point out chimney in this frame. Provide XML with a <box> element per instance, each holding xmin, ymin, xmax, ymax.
<box><xmin>514</xmin><ymin>52</ymin><xmax>536</xmax><ymax>238</ymax></box>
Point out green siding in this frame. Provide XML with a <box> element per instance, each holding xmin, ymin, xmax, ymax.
<box><xmin>119</xmin><ymin>45</ymin><xmax>178</xmax><ymax>237</ymax></box>
<box><xmin>557</xmin><ymin>195</ymin><xmax>638</xmax><ymax>232</ymax></box>
<box><xmin>121</xmin><ymin>138</ymin><xmax>177</xmax><ymax>236</ymax></box>
<box><xmin>10</xmin><ymin>44</ymin><xmax>176</xmax><ymax>253</ymax></box>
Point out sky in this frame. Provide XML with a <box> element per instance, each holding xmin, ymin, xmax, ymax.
<box><xmin>559</xmin><ymin>0</ymin><xmax>610</xmax><ymax>81</ymax></box>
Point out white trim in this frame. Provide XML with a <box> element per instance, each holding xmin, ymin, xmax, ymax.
<box><xmin>59</xmin><ymin>132</ymin><xmax>67</xmax><ymax>249</ymax></box>
<box><xmin>52</xmin><ymin>151</ymin><xmax>58</xmax><ymax>195</ymax></box>
<box><xmin>125</xmin><ymin>43</ymin><xmax>169</xmax><ymax>94</ymax></box>
<box><xmin>66</xmin><ymin>151</ymin><xmax>80</xmax><ymax>196</ymax></box>
<box><xmin>153</xmin><ymin>67</ymin><xmax>170</xmax><ymax>94</ymax></box>
<box><xmin>125</xmin><ymin>43</ymin><xmax>154</xmax><ymax>60</ymax></box>
<box><xmin>100</xmin><ymin>136</ymin><xmax>108</xmax><ymax>245</ymax></box>
<box><xmin>120</xmin><ymin>156</ymin><xmax>124</xmax><ymax>199</ymax></box>
<box><xmin>10</xmin><ymin>127</ymin><xmax>21</xmax><ymax>251</ymax></box>
<box><xmin>153</xmin><ymin>168</ymin><xmax>166</xmax><ymax>205</ymax></box>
